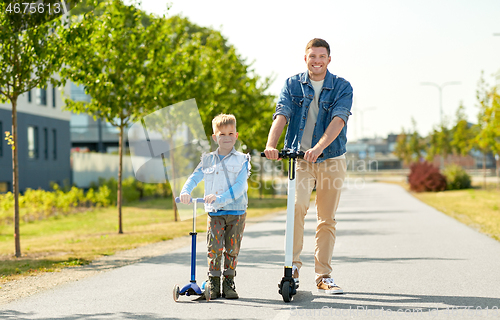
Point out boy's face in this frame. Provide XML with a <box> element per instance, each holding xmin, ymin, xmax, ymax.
<box><xmin>212</xmin><ymin>124</ymin><xmax>238</xmax><ymax>151</ymax></box>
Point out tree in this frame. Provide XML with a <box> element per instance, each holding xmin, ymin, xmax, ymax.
<box><xmin>426</xmin><ymin>120</ymin><xmax>452</xmax><ymax>168</ymax></box>
<box><xmin>146</xmin><ymin>15</ymin><xmax>275</xmax><ymax>201</ymax></box>
<box><xmin>473</xmin><ymin>73</ymin><xmax>499</xmax><ymax>188</ymax></box>
<box><xmin>450</xmin><ymin>104</ymin><xmax>475</xmax><ymax>158</ymax></box>
<box><xmin>0</xmin><ymin>3</ymin><xmax>83</xmax><ymax>256</ymax></box>
<box><xmin>490</xmin><ymin>89</ymin><xmax>500</xmax><ymax>187</ymax></box>
<box><xmin>152</xmin><ymin>16</ymin><xmax>275</xmax><ymax>153</ymax></box>
<box><xmin>394</xmin><ymin>118</ymin><xmax>425</xmax><ymax>165</ymax></box>
<box><xmin>59</xmin><ymin>0</ymin><xmax>163</xmax><ymax>233</ymax></box>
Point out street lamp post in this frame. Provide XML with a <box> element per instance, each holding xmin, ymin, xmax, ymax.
<box><xmin>421</xmin><ymin>81</ymin><xmax>460</xmax><ymax>169</ymax></box>
<box><xmin>420</xmin><ymin>82</ymin><xmax>461</xmax><ymax>124</ymax></box>
<box><xmin>357</xmin><ymin>107</ymin><xmax>377</xmax><ymax>140</ymax></box>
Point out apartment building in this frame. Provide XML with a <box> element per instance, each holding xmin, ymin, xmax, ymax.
<box><xmin>0</xmin><ymin>83</ymin><xmax>71</xmax><ymax>193</ymax></box>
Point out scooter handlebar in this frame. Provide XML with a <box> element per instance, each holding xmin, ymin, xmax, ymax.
<box><xmin>260</xmin><ymin>150</ymin><xmax>323</xmax><ymax>159</ymax></box>
<box><xmin>175</xmin><ymin>197</ymin><xmax>205</xmax><ymax>204</ymax></box>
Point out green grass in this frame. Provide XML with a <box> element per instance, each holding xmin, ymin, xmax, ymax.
<box><xmin>0</xmin><ymin>196</ymin><xmax>287</xmax><ymax>282</ymax></box>
<box><xmin>381</xmin><ymin>180</ymin><xmax>500</xmax><ymax>242</ymax></box>
<box><xmin>412</xmin><ymin>187</ymin><xmax>500</xmax><ymax>241</ymax></box>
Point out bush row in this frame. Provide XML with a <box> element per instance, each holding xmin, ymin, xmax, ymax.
<box><xmin>408</xmin><ymin>162</ymin><xmax>471</xmax><ymax>192</ymax></box>
<box><xmin>0</xmin><ymin>177</ymin><xmax>171</xmax><ymax>224</ymax></box>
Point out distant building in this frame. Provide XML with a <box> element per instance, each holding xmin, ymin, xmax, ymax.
<box><xmin>69</xmin><ymin>83</ymin><xmax>125</xmax><ymax>153</ymax></box>
<box><xmin>346</xmin><ymin>135</ymin><xmax>402</xmax><ymax>170</ymax></box>
<box><xmin>0</xmin><ymin>82</ymin><xmax>71</xmax><ymax>193</ymax></box>
<box><xmin>348</xmin><ymin>132</ymin><xmax>497</xmax><ymax>172</ymax></box>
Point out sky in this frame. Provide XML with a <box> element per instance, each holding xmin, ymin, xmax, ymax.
<box><xmin>137</xmin><ymin>0</ymin><xmax>500</xmax><ymax>141</ymax></box>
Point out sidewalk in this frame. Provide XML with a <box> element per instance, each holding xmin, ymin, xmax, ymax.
<box><xmin>1</xmin><ymin>182</ymin><xmax>499</xmax><ymax>320</ymax></box>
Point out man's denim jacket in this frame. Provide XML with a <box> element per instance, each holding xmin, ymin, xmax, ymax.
<box><xmin>273</xmin><ymin>70</ymin><xmax>353</xmax><ymax>163</ymax></box>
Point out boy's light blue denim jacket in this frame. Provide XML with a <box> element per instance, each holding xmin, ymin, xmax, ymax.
<box><xmin>273</xmin><ymin>70</ymin><xmax>353</xmax><ymax>163</ymax></box>
<box><xmin>180</xmin><ymin>148</ymin><xmax>250</xmax><ymax>214</ymax></box>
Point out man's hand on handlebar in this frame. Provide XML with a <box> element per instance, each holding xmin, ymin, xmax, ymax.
<box><xmin>264</xmin><ymin>147</ymin><xmax>281</xmax><ymax>160</ymax></box>
<box><xmin>304</xmin><ymin>147</ymin><xmax>324</xmax><ymax>163</ymax></box>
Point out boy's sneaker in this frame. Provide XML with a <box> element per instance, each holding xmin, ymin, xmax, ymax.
<box><xmin>317</xmin><ymin>278</ymin><xmax>343</xmax><ymax>294</ymax></box>
<box><xmin>222</xmin><ymin>275</ymin><xmax>239</xmax><ymax>299</ymax></box>
<box><xmin>208</xmin><ymin>276</ymin><xmax>221</xmax><ymax>299</ymax></box>
<box><xmin>292</xmin><ymin>265</ymin><xmax>299</xmax><ymax>287</ymax></box>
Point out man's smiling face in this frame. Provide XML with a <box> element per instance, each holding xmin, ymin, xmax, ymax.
<box><xmin>305</xmin><ymin>46</ymin><xmax>331</xmax><ymax>81</ymax></box>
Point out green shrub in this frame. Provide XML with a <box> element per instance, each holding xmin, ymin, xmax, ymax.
<box><xmin>122</xmin><ymin>176</ymin><xmax>140</xmax><ymax>203</ymax></box>
<box><xmin>0</xmin><ymin>183</ymin><xmax>114</xmax><ymax>225</ymax></box>
<box><xmin>443</xmin><ymin>164</ymin><xmax>471</xmax><ymax>190</ymax></box>
<box><xmin>97</xmin><ymin>177</ymin><xmax>117</xmax><ymax>205</ymax></box>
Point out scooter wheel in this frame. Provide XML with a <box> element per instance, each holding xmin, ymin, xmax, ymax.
<box><xmin>281</xmin><ymin>281</ymin><xmax>292</xmax><ymax>303</ymax></box>
<box><xmin>173</xmin><ymin>284</ymin><xmax>180</xmax><ymax>302</ymax></box>
<box><xmin>204</xmin><ymin>282</ymin><xmax>211</xmax><ymax>302</ymax></box>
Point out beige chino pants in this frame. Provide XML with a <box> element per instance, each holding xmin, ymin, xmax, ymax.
<box><xmin>293</xmin><ymin>158</ymin><xmax>346</xmax><ymax>284</ymax></box>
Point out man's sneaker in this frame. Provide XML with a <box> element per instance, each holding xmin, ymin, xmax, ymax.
<box><xmin>292</xmin><ymin>265</ymin><xmax>299</xmax><ymax>287</ymax></box>
<box><xmin>208</xmin><ymin>276</ymin><xmax>221</xmax><ymax>299</ymax></box>
<box><xmin>222</xmin><ymin>275</ymin><xmax>239</xmax><ymax>299</ymax></box>
<box><xmin>317</xmin><ymin>278</ymin><xmax>343</xmax><ymax>294</ymax></box>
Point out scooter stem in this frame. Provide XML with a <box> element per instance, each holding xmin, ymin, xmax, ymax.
<box><xmin>190</xmin><ymin>201</ymin><xmax>197</xmax><ymax>283</ymax></box>
<box><xmin>284</xmin><ymin>157</ymin><xmax>296</xmax><ymax>267</ymax></box>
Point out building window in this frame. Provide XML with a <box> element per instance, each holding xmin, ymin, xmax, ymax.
<box><xmin>28</xmin><ymin>90</ymin><xmax>32</xmax><ymax>103</ymax></box>
<box><xmin>36</xmin><ymin>87</ymin><xmax>47</xmax><ymax>106</ymax></box>
<box><xmin>52</xmin><ymin>129</ymin><xmax>57</xmax><ymax>160</ymax></box>
<box><xmin>52</xmin><ymin>85</ymin><xmax>56</xmax><ymax>108</ymax></box>
<box><xmin>44</xmin><ymin>128</ymin><xmax>48</xmax><ymax>160</ymax></box>
<box><xmin>28</xmin><ymin>126</ymin><xmax>39</xmax><ymax>159</ymax></box>
<box><xmin>0</xmin><ymin>182</ymin><xmax>9</xmax><ymax>193</ymax></box>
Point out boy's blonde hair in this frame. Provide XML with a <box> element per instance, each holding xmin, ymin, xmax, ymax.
<box><xmin>212</xmin><ymin>113</ymin><xmax>237</xmax><ymax>133</ymax></box>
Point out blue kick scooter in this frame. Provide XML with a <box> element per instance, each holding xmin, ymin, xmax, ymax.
<box><xmin>172</xmin><ymin>197</ymin><xmax>210</xmax><ymax>302</ymax></box>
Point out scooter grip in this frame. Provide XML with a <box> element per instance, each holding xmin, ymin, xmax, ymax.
<box><xmin>260</xmin><ymin>151</ymin><xmax>284</xmax><ymax>158</ymax></box>
<box><xmin>175</xmin><ymin>197</ymin><xmax>205</xmax><ymax>203</ymax></box>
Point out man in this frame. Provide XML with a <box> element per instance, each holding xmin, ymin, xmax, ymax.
<box><xmin>264</xmin><ymin>38</ymin><xmax>352</xmax><ymax>294</ymax></box>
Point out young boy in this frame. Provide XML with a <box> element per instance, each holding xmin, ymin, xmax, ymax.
<box><xmin>179</xmin><ymin>114</ymin><xmax>250</xmax><ymax>299</ymax></box>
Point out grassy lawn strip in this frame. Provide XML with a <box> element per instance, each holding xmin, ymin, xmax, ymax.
<box><xmin>381</xmin><ymin>180</ymin><xmax>500</xmax><ymax>242</ymax></box>
<box><xmin>0</xmin><ymin>196</ymin><xmax>287</xmax><ymax>282</ymax></box>
<box><xmin>412</xmin><ymin>187</ymin><xmax>500</xmax><ymax>241</ymax></box>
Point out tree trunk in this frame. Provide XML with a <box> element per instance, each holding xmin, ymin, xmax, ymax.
<box><xmin>483</xmin><ymin>153</ymin><xmax>487</xmax><ymax>190</ymax></box>
<box><xmin>496</xmin><ymin>157</ymin><xmax>500</xmax><ymax>190</ymax></box>
<box><xmin>168</xmin><ymin>136</ymin><xmax>178</xmax><ymax>222</ymax></box>
<box><xmin>118</xmin><ymin>124</ymin><xmax>123</xmax><ymax>234</ymax></box>
<box><xmin>12</xmin><ymin>99</ymin><xmax>21</xmax><ymax>257</ymax></box>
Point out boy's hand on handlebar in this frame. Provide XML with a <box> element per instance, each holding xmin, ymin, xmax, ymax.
<box><xmin>204</xmin><ymin>194</ymin><xmax>216</xmax><ymax>204</ymax></box>
<box><xmin>304</xmin><ymin>148</ymin><xmax>323</xmax><ymax>163</ymax></box>
<box><xmin>179</xmin><ymin>193</ymin><xmax>192</xmax><ymax>204</ymax></box>
<box><xmin>264</xmin><ymin>147</ymin><xmax>281</xmax><ymax>160</ymax></box>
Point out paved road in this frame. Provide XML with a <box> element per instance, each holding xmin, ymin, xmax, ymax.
<box><xmin>1</xmin><ymin>182</ymin><xmax>500</xmax><ymax>320</ymax></box>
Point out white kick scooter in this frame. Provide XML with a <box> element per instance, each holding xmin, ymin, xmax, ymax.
<box><xmin>261</xmin><ymin>149</ymin><xmax>322</xmax><ymax>302</ymax></box>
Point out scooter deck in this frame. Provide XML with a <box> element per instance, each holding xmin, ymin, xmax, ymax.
<box><xmin>180</xmin><ymin>282</ymin><xmax>203</xmax><ymax>296</ymax></box>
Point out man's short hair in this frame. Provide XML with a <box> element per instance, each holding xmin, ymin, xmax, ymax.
<box><xmin>305</xmin><ymin>38</ymin><xmax>330</xmax><ymax>56</ymax></box>
<box><xmin>212</xmin><ymin>113</ymin><xmax>237</xmax><ymax>133</ymax></box>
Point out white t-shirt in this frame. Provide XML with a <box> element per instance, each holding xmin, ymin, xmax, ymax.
<box><xmin>300</xmin><ymin>79</ymin><xmax>345</xmax><ymax>160</ymax></box>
